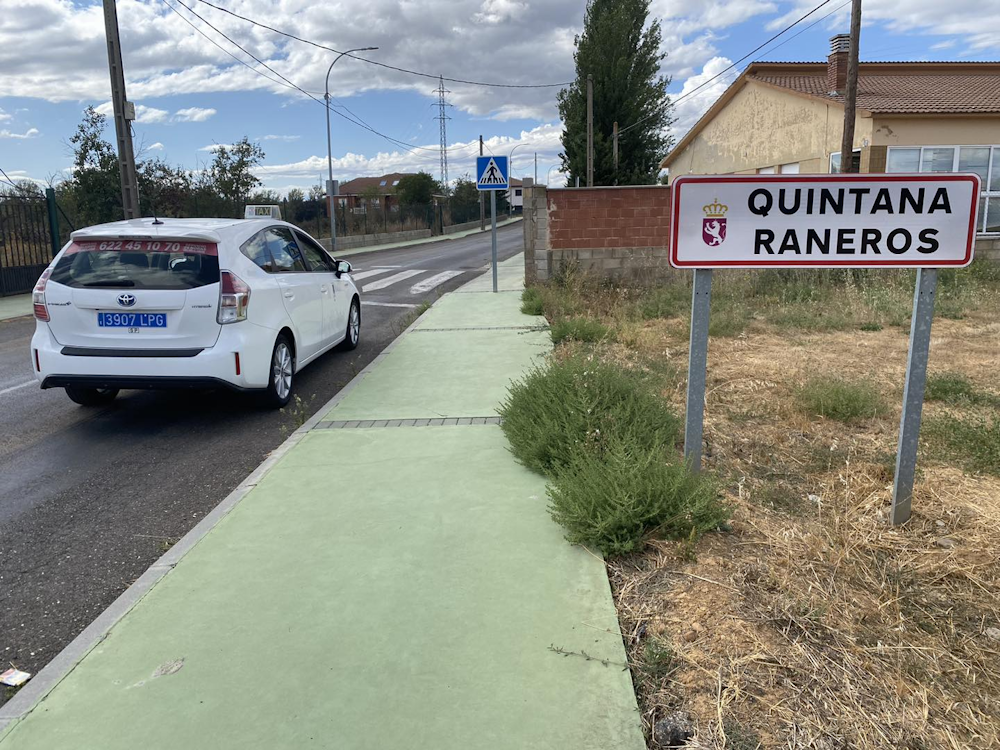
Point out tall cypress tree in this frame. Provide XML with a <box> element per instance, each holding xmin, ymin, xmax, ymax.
<box><xmin>557</xmin><ymin>0</ymin><xmax>674</xmax><ymax>186</ymax></box>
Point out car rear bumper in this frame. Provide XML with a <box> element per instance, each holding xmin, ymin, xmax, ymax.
<box><xmin>31</xmin><ymin>322</ymin><xmax>275</xmax><ymax>391</ymax></box>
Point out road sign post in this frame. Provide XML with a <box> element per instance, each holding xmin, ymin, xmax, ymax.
<box><xmin>477</xmin><ymin>155</ymin><xmax>509</xmax><ymax>294</ymax></box>
<box><xmin>684</xmin><ymin>268</ymin><xmax>712</xmax><ymax>471</ymax></box>
<box><xmin>669</xmin><ymin>173</ymin><xmax>980</xmax><ymax>518</ymax></box>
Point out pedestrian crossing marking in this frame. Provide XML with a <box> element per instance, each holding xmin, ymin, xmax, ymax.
<box><xmin>351</xmin><ymin>267</ymin><xmax>400</xmax><ymax>281</ymax></box>
<box><xmin>362</xmin><ymin>269</ymin><xmax>424</xmax><ymax>292</ymax></box>
<box><xmin>409</xmin><ymin>270</ymin><xmax>464</xmax><ymax>294</ymax></box>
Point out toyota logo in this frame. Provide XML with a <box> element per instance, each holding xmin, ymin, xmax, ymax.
<box><xmin>117</xmin><ymin>293</ymin><xmax>137</xmax><ymax>308</ymax></box>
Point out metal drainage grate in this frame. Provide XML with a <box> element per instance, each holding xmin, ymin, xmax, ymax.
<box><xmin>315</xmin><ymin>417</ymin><xmax>501</xmax><ymax>429</ymax></box>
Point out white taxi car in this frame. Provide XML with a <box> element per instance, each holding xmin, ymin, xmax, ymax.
<box><xmin>30</xmin><ymin>217</ymin><xmax>361</xmax><ymax>408</ymax></box>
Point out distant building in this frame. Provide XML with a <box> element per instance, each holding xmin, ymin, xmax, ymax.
<box><xmin>661</xmin><ymin>35</ymin><xmax>1000</xmax><ymax>236</ymax></box>
<box><xmin>336</xmin><ymin>173</ymin><xmax>414</xmax><ymax>213</ymax></box>
<box><xmin>507</xmin><ymin>178</ymin><xmax>524</xmax><ymax>213</ymax></box>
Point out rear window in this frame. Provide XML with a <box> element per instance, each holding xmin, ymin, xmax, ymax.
<box><xmin>50</xmin><ymin>240</ymin><xmax>220</xmax><ymax>290</ymax></box>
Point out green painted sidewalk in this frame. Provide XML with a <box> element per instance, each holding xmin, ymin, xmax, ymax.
<box><xmin>0</xmin><ymin>255</ymin><xmax>644</xmax><ymax>750</ymax></box>
<box><xmin>0</xmin><ymin>294</ymin><xmax>31</xmax><ymax>322</ymax></box>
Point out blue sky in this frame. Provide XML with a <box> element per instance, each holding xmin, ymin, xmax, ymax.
<box><xmin>1</xmin><ymin>0</ymin><xmax>998</xmax><ymax>195</ymax></box>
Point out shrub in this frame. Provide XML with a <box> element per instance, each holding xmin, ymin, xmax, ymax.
<box><xmin>859</xmin><ymin>322</ymin><xmax>883</xmax><ymax>332</ymax></box>
<box><xmin>499</xmin><ymin>356</ymin><xmax>681</xmax><ymax>477</ymax></box>
<box><xmin>550</xmin><ymin>317</ymin><xmax>609</xmax><ymax>344</ymax></box>
<box><xmin>520</xmin><ymin>287</ymin><xmax>544</xmax><ymax>316</ymax></box>
<box><xmin>636</xmin><ymin>284</ymin><xmax>688</xmax><ymax>320</ymax></box>
<box><xmin>925</xmin><ymin>372</ymin><xmax>977</xmax><ymax>403</ymax></box>
<box><xmin>547</xmin><ymin>437</ymin><xmax>729</xmax><ymax>555</ymax></box>
<box><xmin>798</xmin><ymin>376</ymin><xmax>885</xmax><ymax>422</ymax></box>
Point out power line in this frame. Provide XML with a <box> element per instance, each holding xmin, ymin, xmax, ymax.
<box><xmin>165</xmin><ymin>0</ymin><xmax>474</xmax><ymax>159</ymax></box>
<box><xmin>189</xmin><ymin>0</ymin><xmax>571</xmax><ymax>89</ymax></box>
<box><xmin>620</xmin><ymin>0</ymin><xmax>838</xmax><ymax>135</ymax></box>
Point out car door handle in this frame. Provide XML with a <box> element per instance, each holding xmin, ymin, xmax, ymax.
<box><xmin>283</xmin><ymin>292</ymin><xmax>294</xmax><ymax>299</ymax></box>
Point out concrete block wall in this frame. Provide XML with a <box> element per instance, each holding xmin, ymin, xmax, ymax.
<box><xmin>524</xmin><ymin>184</ymin><xmax>672</xmax><ymax>282</ymax></box>
<box><xmin>320</xmin><ymin>228</ymin><xmax>432</xmax><ymax>253</ymax></box>
<box><xmin>976</xmin><ymin>236</ymin><xmax>1000</xmax><ymax>261</ymax></box>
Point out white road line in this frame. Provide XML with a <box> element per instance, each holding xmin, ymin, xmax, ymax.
<box><xmin>361</xmin><ymin>301</ymin><xmax>418</xmax><ymax>309</ymax></box>
<box><xmin>351</xmin><ymin>268</ymin><xmax>404</xmax><ymax>281</ymax></box>
<box><xmin>409</xmin><ymin>270</ymin><xmax>465</xmax><ymax>294</ymax></box>
<box><xmin>362</xmin><ymin>269</ymin><xmax>424</xmax><ymax>292</ymax></box>
<box><xmin>0</xmin><ymin>380</ymin><xmax>36</xmax><ymax>397</ymax></box>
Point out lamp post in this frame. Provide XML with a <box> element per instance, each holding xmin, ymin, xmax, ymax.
<box><xmin>509</xmin><ymin>143</ymin><xmax>526</xmax><ymax>177</ymax></box>
<box><xmin>546</xmin><ymin>165</ymin><xmax>559</xmax><ymax>186</ymax></box>
<box><xmin>326</xmin><ymin>46</ymin><xmax>377</xmax><ymax>253</ymax></box>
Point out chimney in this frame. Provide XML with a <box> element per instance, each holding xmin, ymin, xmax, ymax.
<box><xmin>828</xmin><ymin>34</ymin><xmax>850</xmax><ymax>94</ymax></box>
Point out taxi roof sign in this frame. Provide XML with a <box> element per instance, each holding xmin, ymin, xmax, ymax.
<box><xmin>245</xmin><ymin>205</ymin><xmax>282</xmax><ymax>220</ymax></box>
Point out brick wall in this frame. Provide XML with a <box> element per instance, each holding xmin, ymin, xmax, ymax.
<box><xmin>524</xmin><ymin>183</ymin><xmax>673</xmax><ymax>282</ymax></box>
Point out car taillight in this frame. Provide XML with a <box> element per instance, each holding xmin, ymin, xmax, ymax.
<box><xmin>33</xmin><ymin>268</ymin><xmax>52</xmax><ymax>322</ymax></box>
<box><xmin>218</xmin><ymin>271</ymin><xmax>250</xmax><ymax>324</ymax></box>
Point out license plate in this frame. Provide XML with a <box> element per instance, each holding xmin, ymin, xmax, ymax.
<box><xmin>97</xmin><ymin>312</ymin><xmax>167</xmax><ymax>328</ymax></box>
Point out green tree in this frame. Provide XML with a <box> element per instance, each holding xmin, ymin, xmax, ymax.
<box><xmin>395</xmin><ymin>171</ymin><xmax>440</xmax><ymax>205</ymax></box>
<box><xmin>65</xmin><ymin>106</ymin><xmax>122</xmax><ymax>225</ymax></box>
<box><xmin>138</xmin><ymin>159</ymin><xmax>192</xmax><ymax>218</ymax></box>
<box><xmin>557</xmin><ymin>0</ymin><xmax>674</xmax><ymax>186</ymax></box>
<box><xmin>207</xmin><ymin>137</ymin><xmax>265</xmax><ymax>214</ymax></box>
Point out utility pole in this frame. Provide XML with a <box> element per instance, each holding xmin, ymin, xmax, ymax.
<box><xmin>612</xmin><ymin>121</ymin><xmax>619</xmax><ymax>185</ymax></box>
<box><xmin>102</xmin><ymin>0</ymin><xmax>139</xmax><ymax>219</ymax></box>
<box><xmin>839</xmin><ymin>0</ymin><xmax>863</xmax><ymax>173</ymax></box>
<box><xmin>479</xmin><ymin>135</ymin><xmax>485</xmax><ymax>231</ymax></box>
<box><xmin>534</xmin><ymin>152</ymin><xmax>537</xmax><ymax>185</ymax></box>
<box><xmin>586</xmin><ymin>74</ymin><xmax>594</xmax><ymax>187</ymax></box>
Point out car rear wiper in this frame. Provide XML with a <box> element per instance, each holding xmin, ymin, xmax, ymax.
<box><xmin>83</xmin><ymin>280</ymin><xmax>136</xmax><ymax>287</ymax></box>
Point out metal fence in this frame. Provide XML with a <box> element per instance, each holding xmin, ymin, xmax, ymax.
<box><xmin>0</xmin><ymin>191</ymin><xmax>62</xmax><ymax>296</ymax></box>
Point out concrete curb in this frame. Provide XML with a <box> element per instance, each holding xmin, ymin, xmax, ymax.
<box><xmin>0</xmin><ymin>274</ymin><xmax>458</xmax><ymax>735</ymax></box>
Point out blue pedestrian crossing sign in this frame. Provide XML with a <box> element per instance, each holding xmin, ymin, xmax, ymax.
<box><xmin>477</xmin><ymin>155</ymin><xmax>509</xmax><ymax>191</ymax></box>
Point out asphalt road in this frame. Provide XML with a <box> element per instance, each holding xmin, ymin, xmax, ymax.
<box><xmin>0</xmin><ymin>223</ymin><xmax>524</xmax><ymax>700</ymax></box>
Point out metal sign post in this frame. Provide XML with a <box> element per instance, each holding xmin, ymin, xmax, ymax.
<box><xmin>684</xmin><ymin>269</ymin><xmax>713</xmax><ymax>471</ymax></box>
<box><xmin>891</xmin><ymin>268</ymin><xmax>938</xmax><ymax>524</ymax></box>
<box><xmin>490</xmin><ymin>189</ymin><xmax>498</xmax><ymax>293</ymax></box>
<box><xmin>669</xmin><ymin>173</ymin><xmax>980</xmax><ymax>522</ymax></box>
<box><xmin>476</xmin><ymin>155</ymin><xmax>509</xmax><ymax>294</ymax></box>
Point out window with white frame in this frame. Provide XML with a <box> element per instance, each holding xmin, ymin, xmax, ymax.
<box><xmin>887</xmin><ymin>146</ymin><xmax>1000</xmax><ymax>234</ymax></box>
<box><xmin>829</xmin><ymin>150</ymin><xmax>861</xmax><ymax>173</ymax></box>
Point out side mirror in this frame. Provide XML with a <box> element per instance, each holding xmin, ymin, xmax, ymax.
<box><xmin>335</xmin><ymin>260</ymin><xmax>352</xmax><ymax>277</ymax></box>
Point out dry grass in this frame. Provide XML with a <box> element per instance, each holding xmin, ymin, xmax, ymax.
<box><xmin>534</xmin><ymin>270</ymin><xmax>1000</xmax><ymax>748</ymax></box>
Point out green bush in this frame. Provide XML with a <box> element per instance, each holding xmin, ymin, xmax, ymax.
<box><xmin>636</xmin><ymin>284</ymin><xmax>688</xmax><ymax>320</ymax></box>
<box><xmin>798</xmin><ymin>376</ymin><xmax>885</xmax><ymax>422</ymax></box>
<box><xmin>550</xmin><ymin>317</ymin><xmax>609</xmax><ymax>344</ymax></box>
<box><xmin>925</xmin><ymin>372</ymin><xmax>977</xmax><ymax>403</ymax></box>
<box><xmin>925</xmin><ymin>415</ymin><xmax>1000</xmax><ymax>476</ymax></box>
<box><xmin>547</xmin><ymin>437</ymin><xmax>729</xmax><ymax>555</ymax></box>
<box><xmin>499</xmin><ymin>356</ymin><xmax>681</xmax><ymax>477</ymax></box>
<box><xmin>521</xmin><ymin>287</ymin><xmax>545</xmax><ymax>316</ymax></box>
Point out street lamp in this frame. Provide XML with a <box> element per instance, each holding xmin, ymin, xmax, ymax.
<box><xmin>325</xmin><ymin>46</ymin><xmax>378</xmax><ymax>253</ymax></box>
<box><xmin>546</xmin><ymin>165</ymin><xmax>559</xmax><ymax>186</ymax></box>
<box><xmin>509</xmin><ymin>143</ymin><xmax>525</xmax><ymax>178</ymax></box>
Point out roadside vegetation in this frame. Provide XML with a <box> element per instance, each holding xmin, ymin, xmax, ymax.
<box><xmin>510</xmin><ymin>261</ymin><xmax>1000</xmax><ymax>748</ymax></box>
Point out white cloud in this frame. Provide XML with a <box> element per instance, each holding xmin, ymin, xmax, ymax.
<box><xmin>95</xmin><ymin>101</ymin><xmax>170</xmax><ymax>124</ymax></box>
<box><xmin>199</xmin><ymin>143</ymin><xmax>233</xmax><ymax>152</ymax></box>
<box><xmin>173</xmin><ymin>107</ymin><xmax>217</xmax><ymax>122</ymax></box>
<box><xmin>148</xmin><ymin>141</ymin><xmax>165</xmax><ymax>150</ymax></box>
<box><xmin>254</xmin><ymin>123</ymin><xmax>565</xmax><ymax>190</ymax></box>
<box><xmin>0</xmin><ymin>109</ymin><xmax>11</xmax><ymax>122</ymax></box>
<box><xmin>474</xmin><ymin>0</ymin><xmax>527</xmax><ymax>24</ymax></box>
<box><xmin>0</xmin><ymin>127</ymin><xmax>40</xmax><ymax>139</ymax></box>
<box><xmin>261</xmin><ymin>134</ymin><xmax>301</xmax><ymax>141</ymax></box>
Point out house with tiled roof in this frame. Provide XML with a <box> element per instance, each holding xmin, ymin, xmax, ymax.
<box><xmin>661</xmin><ymin>35</ymin><xmax>1000</xmax><ymax>239</ymax></box>
<box><xmin>336</xmin><ymin>172</ymin><xmax>414</xmax><ymax>213</ymax></box>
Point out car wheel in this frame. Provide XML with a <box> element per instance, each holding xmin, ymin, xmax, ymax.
<box><xmin>338</xmin><ymin>297</ymin><xmax>361</xmax><ymax>351</ymax></box>
<box><xmin>65</xmin><ymin>386</ymin><xmax>119</xmax><ymax>406</ymax></box>
<box><xmin>264</xmin><ymin>334</ymin><xmax>294</xmax><ymax>408</ymax></box>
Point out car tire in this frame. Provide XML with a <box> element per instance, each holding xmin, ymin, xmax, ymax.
<box><xmin>65</xmin><ymin>386</ymin><xmax>119</xmax><ymax>406</ymax></box>
<box><xmin>264</xmin><ymin>334</ymin><xmax>294</xmax><ymax>409</ymax></box>
<box><xmin>338</xmin><ymin>297</ymin><xmax>361</xmax><ymax>351</ymax></box>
